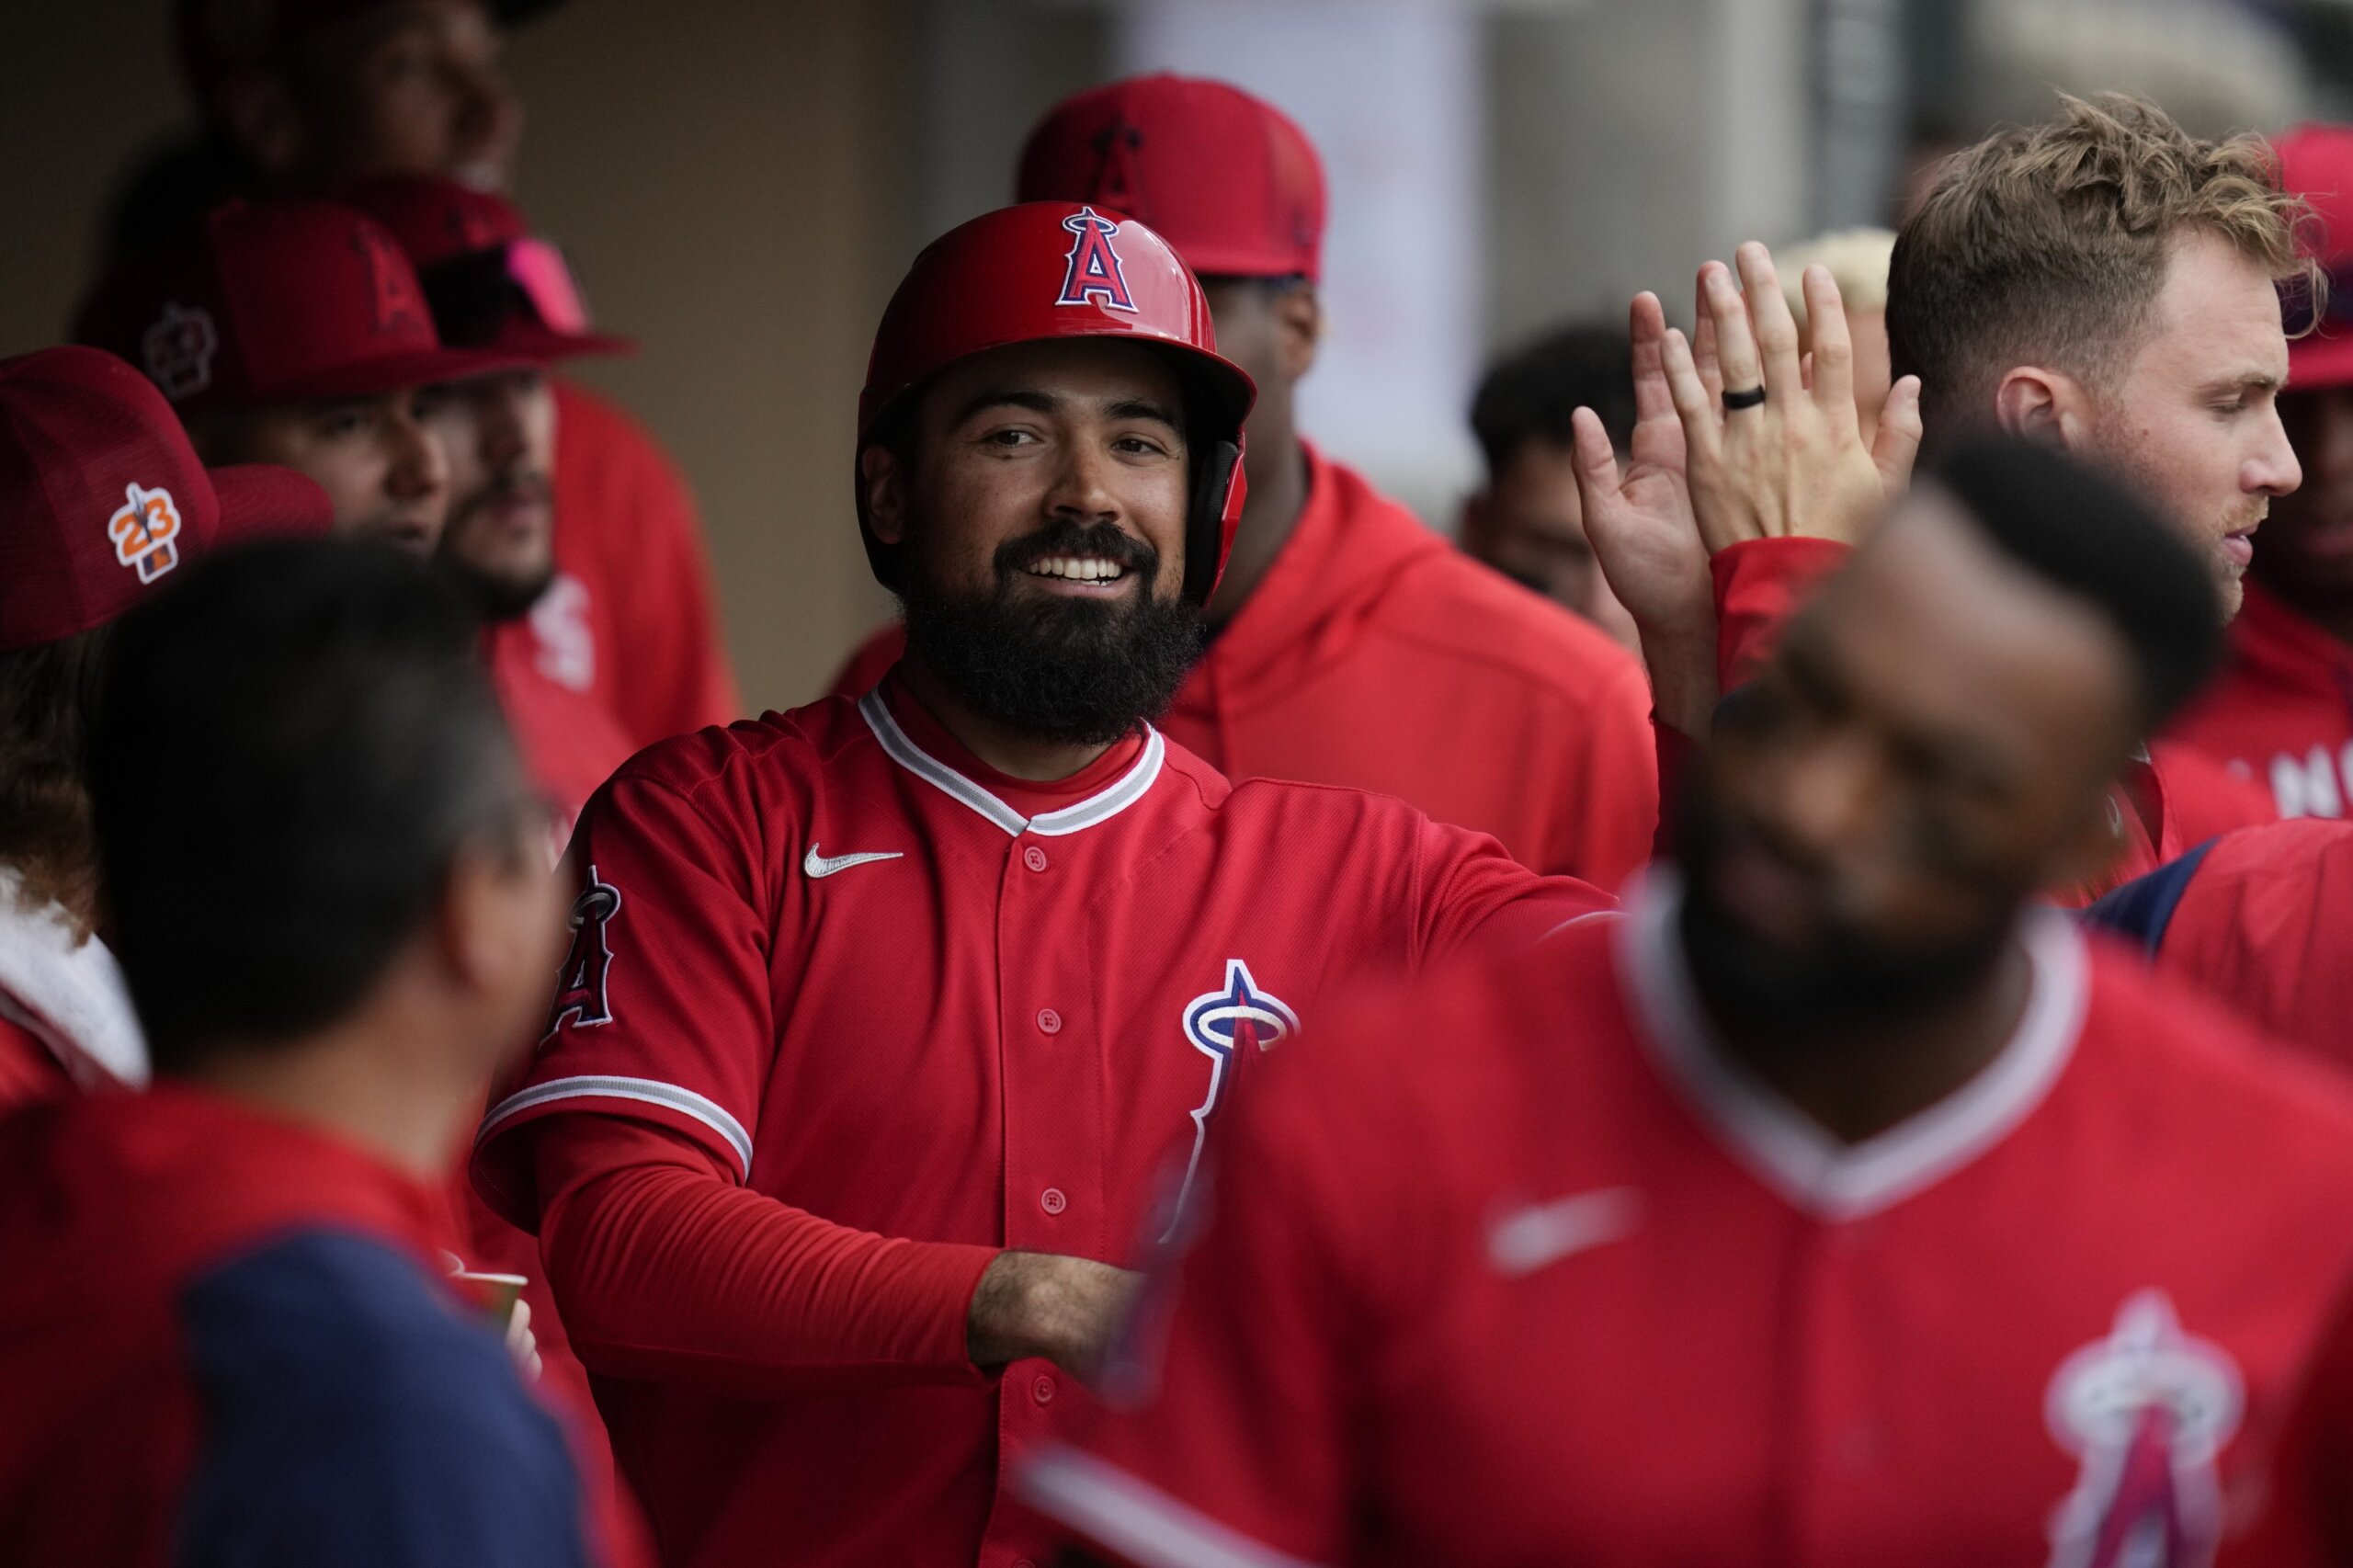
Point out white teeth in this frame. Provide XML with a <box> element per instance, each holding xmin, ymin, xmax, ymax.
<box><xmin>1026</xmin><ymin>556</ymin><xmax>1124</xmax><ymax>582</ymax></box>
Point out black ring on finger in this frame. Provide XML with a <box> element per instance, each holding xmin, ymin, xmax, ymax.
<box><xmin>1722</xmin><ymin>386</ymin><xmax>1768</xmax><ymax>411</ymax></box>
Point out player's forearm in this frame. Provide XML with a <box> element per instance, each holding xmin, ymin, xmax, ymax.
<box><xmin>967</xmin><ymin>1251</ymin><xmax>1140</xmax><ymax>1381</ymax></box>
<box><xmin>538</xmin><ymin>1144</ymin><xmax>999</xmax><ymax>1396</ymax></box>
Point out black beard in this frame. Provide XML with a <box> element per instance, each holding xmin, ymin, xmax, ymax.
<box><xmin>897</xmin><ymin>518</ymin><xmax>1202</xmax><ymax>745</ymax></box>
<box><xmin>1673</xmin><ymin>772</ymin><xmax>2017</xmax><ymax>1036</ymax></box>
<box><xmin>435</xmin><ymin>550</ymin><xmax>555</xmax><ymax>623</ymax></box>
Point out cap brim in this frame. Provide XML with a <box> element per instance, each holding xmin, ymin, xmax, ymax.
<box><xmin>206</xmin><ymin>462</ymin><xmax>335</xmax><ymax>543</ymax></box>
<box><xmin>257</xmin><ymin>345</ymin><xmax>536</xmax><ymax>403</ymax></box>
<box><xmin>486</xmin><ymin>324</ymin><xmax>637</xmax><ymax>362</ymax></box>
<box><xmin>2291</xmin><ymin>327</ymin><xmax>2353</xmax><ymax>393</ymax></box>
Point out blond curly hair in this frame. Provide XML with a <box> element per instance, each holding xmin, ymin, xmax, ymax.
<box><xmin>1889</xmin><ymin>91</ymin><xmax>2314</xmax><ymax>439</ymax></box>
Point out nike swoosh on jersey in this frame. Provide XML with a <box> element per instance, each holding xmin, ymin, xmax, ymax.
<box><xmin>1486</xmin><ymin>1187</ymin><xmax>1643</xmax><ymax>1278</ymax></box>
<box><xmin>802</xmin><ymin>844</ymin><xmax>905</xmax><ymax>878</ymax></box>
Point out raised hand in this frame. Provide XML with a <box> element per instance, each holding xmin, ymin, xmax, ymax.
<box><xmin>1572</xmin><ymin>290</ymin><xmax>1720</xmax><ymax>733</ymax></box>
<box><xmin>1660</xmin><ymin>243</ymin><xmax>1922</xmax><ymax>551</ymax></box>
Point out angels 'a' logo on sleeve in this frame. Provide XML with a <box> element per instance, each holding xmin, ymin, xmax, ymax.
<box><xmin>543</xmin><ymin>866</ymin><xmax>622</xmax><ymax>1040</ymax></box>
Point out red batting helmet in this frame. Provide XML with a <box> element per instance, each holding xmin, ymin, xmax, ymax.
<box><xmin>857</xmin><ymin>200</ymin><xmax>1256</xmax><ymax>607</ymax></box>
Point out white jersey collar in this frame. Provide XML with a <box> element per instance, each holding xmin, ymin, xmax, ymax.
<box><xmin>858</xmin><ymin>689</ymin><xmax>1165</xmax><ymax>838</ymax></box>
<box><xmin>1618</xmin><ymin>869</ymin><xmax>2086</xmax><ymax>1221</ymax></box>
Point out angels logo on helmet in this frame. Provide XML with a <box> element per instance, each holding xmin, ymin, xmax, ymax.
<box><xmin>1055</xmin><ymin>206</ymin><xmax>1140</xmax><ymax>313</ymax></box>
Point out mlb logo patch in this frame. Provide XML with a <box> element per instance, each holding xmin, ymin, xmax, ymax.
<box><xmin>108</xmin><ymin>482</ymin><xmax>182</xmax><ymax>585</ymax></box>
<box><xmin>142</xmin><ymin>302</ymin><xmax>218</xmax><ymax>403</ymax></box>
<box><xmin>1056</xmin><ymin>206</ymin><xmax>1140</xmax><ymax>313</ymax></box>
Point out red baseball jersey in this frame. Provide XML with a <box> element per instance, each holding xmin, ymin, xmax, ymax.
<box><xmin>1713</xmin><ymin>539</ymin><xmax>2274</xmax><ymax>904</ymax></box>
<box><xmin>829</xmin><ymin>441</ymin><xmax>1658</xmax><ymax>888</ymax></box>
<box><xmin>484</xmin><ymin>613</ymin><xmax>640</xmax><ymax>848</ymax></box>
<box><xmin>1024</xmin><ymin>881</ymin><xmax>2353</xmax><ymax>1566</ymax></box>
<box><xmin>2168</xmin><ymin>580</ymin><xmax>2353</xmax><ymax>820</ymax></box>
<box><xmin>2090</xmin><ymin>817</ymin><xmax>2353</xmax><ymax>1074</ymax></box>
<box><xmin>551</xmin><ymin>381</ymin><xmax>739</xmax><ymax>749</ymax></box>
<box><xmin>470</xmin><ymin>676</ymin><xmax>1611</xmax><ymax>1568</ymax></box>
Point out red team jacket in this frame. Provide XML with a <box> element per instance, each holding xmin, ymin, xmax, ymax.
<box><xmin>551</xmin><ymin>381</ymin><xmax>740</xmax><ymax>749</ymax></box>
<box><xmin>2090</xmin><ymin>816</ymin><xmax>2353</xmax><ymax>1074</ymax></box>
<box><xmin>830</xmin><ymin>442</ymin><xmax>1659</xmax><ymax>888</ymax></box>
<box><xmin>2169</xmin><ymin>580</ymin><xmax>2353</xmax><ymax>820</ymax></box>
<box><xmin>0</xmin><ymin>1086</ymin><xmax>608</xmax><ymax>1568</ymax></box>
<box><xmin>470</xmin><ymin>676</ymin><xmax>1612</xmax><ymax>1568</ymax></box>
<box><xmin>1026</xmin><ymin>883</ymin><xmax>2353</xmax><ymax>1566</ymax></box>
<box><xmin>1713</xmin><ymin>539</ymin><xmax>2275</xmax><ymax>903</ymax></box>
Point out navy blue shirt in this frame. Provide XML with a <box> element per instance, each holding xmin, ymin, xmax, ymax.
<box><xmin>176</xmin><ymin>1229</ymin><xmax>585</xmax><ymax>1568</ymax></box>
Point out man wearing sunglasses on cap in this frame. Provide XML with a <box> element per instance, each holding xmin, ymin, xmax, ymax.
<box><xmin>346</xmin><ymin>175</ymin><xmax>640</xmax><ymax>841</ymax></box>
<box><xmin>107</xmin><ymin>0</ymin><xmax>740</xmax><ymax>752</ymax></box>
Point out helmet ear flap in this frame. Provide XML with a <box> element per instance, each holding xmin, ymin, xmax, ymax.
<box><xmin>1184</xmin><ymin>436</ymin><xmax>1246</xmax><ymax>607</ymax></box>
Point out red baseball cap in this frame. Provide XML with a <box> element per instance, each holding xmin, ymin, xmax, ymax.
<box><xmin>338</xmin><ymin>175</ymin><xmax>635</xmax><ymax>360</ymax></box>
<box><xmin>0</xmin><ymin>347</ymin><xmax>333</xmax><ymax>651</ymax></box>
<box><xmin>176</xmin><ymin>0</ymin><xmax>563</xmax><ymax>106</ymax></box>
<box><xmin>2279</xmin><ymin>125</ymin><xmax>2353</xmax><ymax>392</ymax></box>
<box><xmin>75</xmin><ymin>199</ymin><xmax>527</xmax><ymax>410</ymax></box>
<box><xmin>1017</xmin><ymin>74</ymin><xmax>1325</xmax><ymax>283</ymax></box>
<box><xmin>858</xmin><ymin>202</ymin><xmax>1255</xmax><ymax>607</ymax></box>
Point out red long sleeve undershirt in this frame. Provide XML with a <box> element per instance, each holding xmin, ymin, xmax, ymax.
<box><xmin>531</xmin><ymin>1115</ymin><xmax>1000</xmax><ymax>1398</ymax></box>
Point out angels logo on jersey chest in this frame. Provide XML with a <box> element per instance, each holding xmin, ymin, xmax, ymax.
<box><xmin>2043</xmin><ymin>1290</ymin><xmax>2243</xmax><ymax>1568</ymax></box>
<box><xmin>1162</xmin><ymin>959</ymin><xmax>1297</xmax><ymax>1239</ymax></box>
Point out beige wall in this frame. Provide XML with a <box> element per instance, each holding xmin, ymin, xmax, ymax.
<box><xmin>0</xmin><ymin>0</ymin><xmax>907</xmax><ymax>710</ymax></box>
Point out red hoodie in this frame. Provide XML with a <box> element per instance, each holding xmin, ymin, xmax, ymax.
<box><xmin>2166</xmin><ymin>577</ymin><xmax>2353</xmax><ymax>818</ymax></box>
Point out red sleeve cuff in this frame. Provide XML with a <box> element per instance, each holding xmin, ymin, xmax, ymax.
<box><xmin>1711</xmin><ymin>537</ymin><xmax>1852</xmax><ymax>690</ymax></box>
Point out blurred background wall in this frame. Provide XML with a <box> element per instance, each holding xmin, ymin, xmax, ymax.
<box><xmin>2</xmin><ymin>0</ymin><xmax>2344</xmax><ymax>708</ymax></box>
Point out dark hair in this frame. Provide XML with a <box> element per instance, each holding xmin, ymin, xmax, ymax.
<box><xmin>1469</xmin><ymin>323</ymin><xmax>1635</xmax><ymax>478</ymax></box>
<box><xmin>90</xmin><ymin>538</ymin><xmax>529</xmax><ymax>1072</ymax></box>
<box><xmin>1925</xmin><ymin>434</ymin><xmax>2222</xmax><ymax>726</ymax></box>
<box><xmin>0</xmin><ymin>627</ymin><xmax>109</xmax><ymax>921</ymax></box>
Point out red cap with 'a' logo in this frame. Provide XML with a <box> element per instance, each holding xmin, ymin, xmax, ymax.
<box><xmin>0</xmin><ymin>347</ymin><xmax>333</xmax><ymax>650</ymax></box>
<box><xmin>1017</xmin><ymin>74</ymin><xmax>1326</xmax><ymax>283</ymax></box>
<box><xmin>74</xmin><ymin>199</ymin><xmax>529</xmax><ymax>410</ymax></box>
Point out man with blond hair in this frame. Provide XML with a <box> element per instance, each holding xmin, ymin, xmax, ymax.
<box><xmin>1693</xmin><ymin>93</ymin><xmax>2285</xmax><ymax>901</ymax></box>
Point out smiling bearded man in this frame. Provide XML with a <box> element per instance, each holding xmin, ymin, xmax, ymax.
<box><xmin>467</xmin><ymin>201</ymin><xmax>1618</xmax><ymax>1568</ymax></box>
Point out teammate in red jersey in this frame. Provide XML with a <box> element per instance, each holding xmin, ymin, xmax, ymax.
<box><xmin>1025</xmin><ymin>435</ymin><xmax>2353</xmax><ymax>1567</ymax></box>
<box><xmin>830</xmin><ymin>74</ymin><xmax>1656</xmax><ymax>887</ymax></box>
<box><xmin>2088</xmin><ymin>816</ymin><xmax>2353</xmax><ymax>1072</ymax></box>
<box><xmin>117</xmin><ymin>0</ymin><xmax>741</xmax><ymax>745</ymax></box>
<box><xmin>0</xmin><ymin>347</ymin><xmax>330</xmax><ymax>1116</ymax></box>
<box><xmin>0</xmin><ymin>538</ymin><xmax>631</xmax><ymax>1568</ymax></box>
<box><xmin>344</xmin><ymin>175</ymin><xmax>642</xmax><ymax>836</ymax></box>
<box><xmin>2168</xmin><ymin>125</ymin><xmax>2353</xmax><ymax>818</ymax></box>
<box><xmin>471</xmin><ymin>201</ymin><xmax>1613</xmax><ymax>1568</ymax></box>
